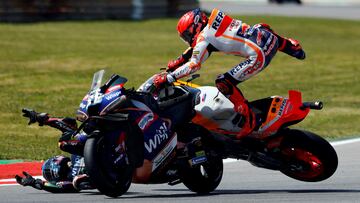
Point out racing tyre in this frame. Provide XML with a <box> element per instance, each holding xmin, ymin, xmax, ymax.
<box><xmin>84</xmin><ymin>135</ymin><xmax>133</xmax><ymax>197</ymax></box>
<box><xmin>180</xmin><ymin>156</ymin><xmax>223</xmax><ymax>194</ymax></box>
<box><xmin>279</xmin><ymin>129</ymin><xmax>338</xmax><ymax>182</ymax></box>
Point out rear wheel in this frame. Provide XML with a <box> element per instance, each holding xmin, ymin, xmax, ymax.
<box><xmin>181</xmin><ymin>156</ymin><xmax>223</xmax><ymax>194</ymax></box>
<box><xmin>279</xmin><ymin>129</ymin><xmax>338</xmax><ymax>182</ymax></box>
<box><xmin>84</xmin><ymin>135</ymin><xmax>133</xmax><ymax>197</ymax></box>
<box><xmin>177</xmin><ymin>123</ymin><xmax>223</xmax><ymax>194</ymax></box>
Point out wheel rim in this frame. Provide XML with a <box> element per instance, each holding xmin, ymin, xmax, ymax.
<box><xmin>282</xmin><ymin>147</ymin><xmax>324</xmax><ymax>179</ymax></box>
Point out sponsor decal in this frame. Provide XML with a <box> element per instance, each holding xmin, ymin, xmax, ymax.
<box><xmin>190</xmin><ymin>155</ymin><xmax>207</xmax><ymax>166</ymax></box>
<box><xmin>229</xmin><ymin>58</ymin><xmax>252</xmax><ymax>76</ymax></box>
<box><xmin>264</xmin><ymin>35</ymin><xmax>278</xmax><ymax>56</ymax></box>
<box><xmin>236</xmin><ymin>24</ymin><xmax>248</xmax><ymax>37</ymax></box>
<box><xmin>278</xmin><ymin>99</ymin><xmax>287</xmax><ymax>116</ymax></box>
<box><xmin>238</xmin><ymin>60</ymin><xmax>262</xmax><ymax>79</ymax></box>
<box><xmin>211</xmin><ymin>11</ymin><xmax>224</xmax><ymax>30</ymax></box>
<box><xmin>152</xmin><ymin>134</ymin><xmax>177</xmax><ymax>171</ymax></box>
<box><xmin>174</xmin><ymin>66</ymin><xmax>191</xmax><ymax>78</ymax></box>
<box><xmin>192</xmin><ymin>50</ymin><xmax>200</xmax><ymax>60</ymax></box>
<box><xmin>263</xmin><ymin>34</ymin><xmax>273</xmax><ymax>51</ymax></box>
<box><xmin>228</xmin><ymin>19</ymin><xmax>240</xmax><ymax>32</ymax></box>
<box><xmin>256</xmin><ymin>31</ymin><xmax>263</xmax><ymax>46</ymax></box>
<box><xmin>71</xmin><ymin>155</ymin><xmax>84</xmax><ymax>178</ymax></box>
<box><xmin>114</xmin><ymin>132</ymin><xmax>127</xmax><ymax>165</ymax></box>
<box><xmin>144</xmin><ymin>122</ymin><xmax>169</xmax><ymax>153</ymax></box>
<box><xmin>138</xmin><ymin>112</ymin><xmax>154</xmax><ymax>130</ymax></box>
<box><xmin>105</xmin><ymin>90</ymin><xmax>121</xmax><ymax>101</ymax></box>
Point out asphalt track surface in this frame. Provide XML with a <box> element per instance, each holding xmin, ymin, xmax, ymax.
<box><xmin>1</xmin><ymin>139</ymin><xmax>360</xmax><ymax>203</ymax></box>
<box><xmin>2</xmin><ymin>3</ymin><xmax>360</xmax><ymax>202</ymax></box>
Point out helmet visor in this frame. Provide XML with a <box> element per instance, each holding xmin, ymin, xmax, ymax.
<box><xmin>180</xmin><ymin>29</ymin><xmax>193</xmax><ymax>45</ymax></box>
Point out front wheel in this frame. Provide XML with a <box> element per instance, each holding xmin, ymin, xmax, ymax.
<box><xmin>279</xmin><ymin>129</ymin><xmax>338</xmax><ymax>182</ymax></box>
<box><xmin>84</xmin><ymin>135</ymin><xmax>133</xmax><ymax>197</ymax></box>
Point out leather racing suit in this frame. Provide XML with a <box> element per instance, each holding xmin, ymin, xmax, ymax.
<box><xmin>167</xmin><ymin>9</ymin><xmax>304</xmax><ymax>138</ymax></box>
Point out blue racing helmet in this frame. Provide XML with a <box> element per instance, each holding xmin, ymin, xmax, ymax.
<box><xmin>42</xmin><ymin>155</ymin><xmax>71</xmax><ymax>184</ymax></box>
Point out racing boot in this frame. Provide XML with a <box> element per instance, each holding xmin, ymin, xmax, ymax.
<box><xmin>215</xmin><ymin>74</ymin><xmax>257</xmax><ymax>139</ymax></box>
<box><xmin>278</xmin><ymin>37</ymin><xmax>306</xmax><ymax>60</ymax></box>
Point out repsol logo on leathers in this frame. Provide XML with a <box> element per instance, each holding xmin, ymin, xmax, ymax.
<box><xmin>144</xmin><ymin>122</ymin><xmax>169</xmax><ymax>153</ymax></box>
<box><xmin>212</xmin><ymin>12</ymin><xmax>224</xmax><ymax>30</ymax></box>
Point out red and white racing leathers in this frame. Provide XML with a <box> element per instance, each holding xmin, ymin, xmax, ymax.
<box><xmin>168</xmin><ymin>8</ymin><xmax>279</xmax><ymax>84</ymax></box>
<box><xmin>166</xmin><ymin>9</ymin><xmax>282</xmax><ymax>138</ymax></box>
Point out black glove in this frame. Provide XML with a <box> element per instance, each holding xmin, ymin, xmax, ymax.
<box><xmin>22</xmin><ymin>108</ymin><xmax>49</xmax><ymax>126</ymax></box>
<box><xmin>15</xmin><ymin>171</ymin><xmax>44</xmax><ymax>190</ymax></box>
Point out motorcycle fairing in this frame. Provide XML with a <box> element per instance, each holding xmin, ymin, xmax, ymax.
<box><xmin>192</xmin><ymin>86</ymin><xmax>240</xmax><ymax>135</ymax></box>
<box><xmin>121</xmin><ymin>100</ymin><xmax>177</xmax><ymax>181</ymax></box>
<box><xmin>77</xmin><ymin>72</ymin><xmax>127</xmax><ymax>121</ymax></box>
<box><xmin>77</xmin><ymin>94</ymin><xmax>90</xmax><ymax>121</ymax></box>
<box><xmin>192</xmin><ymin>85</ymin><xmax>311</xmax><ymax>139</ymax></box>
<box><xmin>141</xmin><ymin>115</ymin><xmax>173</xmax><ymax>160</ymax></box>
<box><xmin>257</xmin><ymin>90</ymin><xmax>310</xmax><ymax>136</ymax></box>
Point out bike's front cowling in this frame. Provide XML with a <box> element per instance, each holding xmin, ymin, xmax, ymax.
<box><xmin>76</xmin><ymin>70</ymin><xmax>139</xmax><ymax>197</ymax></box>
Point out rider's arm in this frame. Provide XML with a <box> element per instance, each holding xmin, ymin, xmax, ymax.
<box><xmin>15</xmin><ymin>172</ymin><xmax>79</xmax><ymax>193</ymax></box>
<box><xmin>22</xmin><ymin>109</ymin><xmax>77</xmax><ymax>133</ymax></box>
<box><xmin>169</xmin><ymin>34</ymin><xmax>212</xmax><ymax>80</ymax></box>
<box><xmin>41</xmin><ymin>181</ymin><xmax>79</xmax><ymax>193</ymax></box>
<box><xmin>167</xmin><ymin>47</ymin><xmax>193</xmax><ymax>72</ymax></box>
<box><xmin>22</xmin><ymin>109</ymin><xmax>84</xmax><ymax>155</ymax></box>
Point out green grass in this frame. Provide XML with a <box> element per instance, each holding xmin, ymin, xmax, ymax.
<box><xmin>0</xmin><ymin>16</ymin><xmax>359</xmax><ymax>160</ymax></box>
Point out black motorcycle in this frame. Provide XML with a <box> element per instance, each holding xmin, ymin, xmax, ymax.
<box><xmin>76</xmin><ymin>70</ymin><xmax>223</xmax><ymax>197</ymax></box>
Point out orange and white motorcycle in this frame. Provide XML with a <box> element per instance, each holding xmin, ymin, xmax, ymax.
<box><xmin>141</xmin><ymin>73</ymin><xmax>338</xmax><ymax>182</ymax></box>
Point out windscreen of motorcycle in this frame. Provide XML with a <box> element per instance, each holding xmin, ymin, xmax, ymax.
<box><xmin>76</xmin><ymin>71</ymin><xmax>128</xmax><ymax>121</ymax></box>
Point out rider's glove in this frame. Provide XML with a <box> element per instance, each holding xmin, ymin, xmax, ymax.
<box><xmin>72</xmin><ymin>174</ymin><xmax>94</xmax><ymax>191</ymax></box>
<box><xmin>15</xmin><ymin>171</ymin><xmax>44</xmax><ymax>190</ymax></box>
<box><xmin>167</xmin><ymin>55</ymin><xmax>185</xmax><ymax>72</ymax></box>
<box><xmin>22</xmin><ymin>108</ymin><xmax>49</xmax><ymax>126</ymax></box>
<box><xmin>153</xmin><ymin>72</ymin><xmax>176</xmax><ymax>89</ymax></box>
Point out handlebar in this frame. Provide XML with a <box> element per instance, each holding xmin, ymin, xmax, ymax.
<box><xmin>301</xmin><ymin>101</ymin><xmax>323</xmax><ymax>110</ymax></box>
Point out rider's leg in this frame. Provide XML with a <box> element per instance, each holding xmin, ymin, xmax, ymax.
<box><xmin>216</xmin><ymin>28</ymin><xmax>279</xmax><ymax>139</ymax></box>
<box><xmin>257</xmin><ymin>23</ymin><xmax>306</xmax><ymax>60</ymax></box>
<box><xmin>215</xmin><ymin>73</ymin><xmax>256</xmax><ymax>139</ymax></box>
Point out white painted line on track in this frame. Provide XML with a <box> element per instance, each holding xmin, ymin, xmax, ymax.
<box><xmin>1</xmin><ymin>137</ymin><xmax>360</xmax><ymax>186</ymax></box>
<box><xmin>0</xmin><ymin>176</ymin><xmax>43</xmax><ymax>187</ymax></box>
<box><xmin>330</xmin><ymin>137</ymin><xmax>360</xmax><ymax>146</ymax></box>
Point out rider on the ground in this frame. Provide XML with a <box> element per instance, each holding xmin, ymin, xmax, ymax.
<box><xmin>15</xmin><ymin>110</ymin><xmax>93</xmax><ymax>192</ymax></box>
